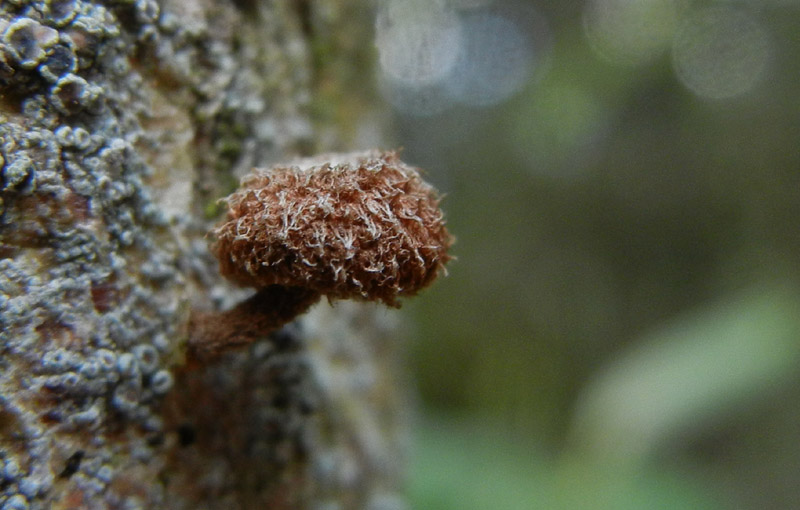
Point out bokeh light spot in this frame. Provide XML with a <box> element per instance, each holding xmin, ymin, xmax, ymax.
<box><xmin>583</xmin><ymin>0</ymin><xmax>679</xmax><ymax>66</ymax></box>
<box><xmin>375</xmin><ymin>0</ymin><xmax>463</xmax><ymax>87</ymax></box>
<box><xmin>378</xmin><ymin>78</ymin><xmax>452</xmax><ymax>118</ymax></box>
<box><xmin>672</xmin><ymin>6</ymin><xmax>771</xmax><ymax>100</ymax></box>
<box><xmin>444</xmin><ymin>12</ymin><xmax>535</xmax><ymax>107</ymax></box>
<box><xmin>376</xmin><ymin>1</ymin><xmax>548</xmax><ymax>116</ymax></box>
<box><xmin>512</xmin><ymin>85</ymin><xmax>610</xmax><ymax>177</ymax></box>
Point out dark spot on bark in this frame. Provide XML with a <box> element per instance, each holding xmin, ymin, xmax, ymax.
<box><xmin>147</xmin><ymin>434</ymin><xmax>165</xmax><ymax>447</ymax></box>
<box><xmin>293</xmin><ymin>0</ymin><xmax>313</xmax><ymax>36</ymax></box>
<box><xmin>177</xmin><ymin>424</ymin><xmax>196</xmax><ymax>446</ymax></box>
<box><xmin>91</xmin><ymin>279</ymin><xmax>119</xmax><ymax>313</ymax></box>
<box><xmin>59</xmin><ymin>450</ymin><xmax>84</xmax><ymax>478</ymax></box>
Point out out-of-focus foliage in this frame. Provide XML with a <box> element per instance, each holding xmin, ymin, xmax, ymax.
<box><xmin>569</xmin><ymin>284</ymin><xmax>800</xmax><ymax>465</ymax></box>
<box><xmin>410</xmin><ymin>416</ymin><xmax>722</xmax><ymax>510</ymax></box>
<box><xmin>373</xmin><ymin>0</ymin><xmax>800</xmax><ymax>507</ymax></box>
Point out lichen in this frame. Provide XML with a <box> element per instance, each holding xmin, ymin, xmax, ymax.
<box><xmin>0</xmin><ymin>0</ymin><xmax>402</xmax><ymax>508</ymax></box>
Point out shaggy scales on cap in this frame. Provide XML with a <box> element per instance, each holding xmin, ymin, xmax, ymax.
<box><xmin>212</xmin><ymin>150</ymin><xmax>452</xmax><ymax>306</ymax></box>
<box><xmin>188</xmin><ymin>151</ymin><xmax>452</xmax><ymax>363</ymax></box>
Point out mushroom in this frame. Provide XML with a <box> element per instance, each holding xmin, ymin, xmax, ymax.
<box><xmin>188</xmin><ymin>150</ymin><xmax>452</xmax><ymax>362</ymax></box>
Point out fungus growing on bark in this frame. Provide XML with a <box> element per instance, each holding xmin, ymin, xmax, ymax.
<box><xmin>188</xmin><ymin>150</ymin><xmax>452</xmax><ymax>362</ymax></box>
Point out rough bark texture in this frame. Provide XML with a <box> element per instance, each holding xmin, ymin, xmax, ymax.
<box><xmin>0</xmin><ymin>1</ymin><xmax>408</xmax><ymax>509</ymax></box>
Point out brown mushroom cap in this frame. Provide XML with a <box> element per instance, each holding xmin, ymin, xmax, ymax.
<box><xmin>211</xmin><ymin>151</ymin><xmax>452</xmax><ymax>306</ymax></box>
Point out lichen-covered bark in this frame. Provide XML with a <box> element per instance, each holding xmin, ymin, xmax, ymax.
<box><xmin>0</xmin><ymin>1</ymin><xmax>406</xmax><ymax>509</ymax></box>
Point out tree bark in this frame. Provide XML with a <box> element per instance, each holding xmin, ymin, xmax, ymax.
<box><xmin>0</xmin><ymin>1</ymin><xmax>407</xmax><ymax>509</ymax></box>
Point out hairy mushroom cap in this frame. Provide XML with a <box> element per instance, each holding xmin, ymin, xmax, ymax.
<box><xmin>212</xmin><ymin>150</ymin><xmax>452</xmax><ymax>306</ymax></box>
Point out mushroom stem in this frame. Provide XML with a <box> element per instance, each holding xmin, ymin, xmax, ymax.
<box><xmin>187</xmin><ymin>285</ymin><xmax>321</xmax><ymax>363</ymax></box>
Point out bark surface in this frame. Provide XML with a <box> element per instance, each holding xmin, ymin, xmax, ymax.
<box><xmin>0</xmin><ymin>1</ymin><xmax>406</xmax><ymax>509</ymax></box>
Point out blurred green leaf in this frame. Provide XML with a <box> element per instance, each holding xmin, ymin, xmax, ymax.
<box><xmin>569</xmin><ymin>282</ymin><xmax>800</xmax><ymax>464</ymax></box>
<box><xmin>411</xmin><ymin>416</ymin><xmax>722</xmax><ymax>510</ymax></box>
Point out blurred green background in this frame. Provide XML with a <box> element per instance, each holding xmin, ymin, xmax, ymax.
<box><xmin>371</xmin><ymin>0</ymin><xmax>800</xmax><ymax>508</ymax></box>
